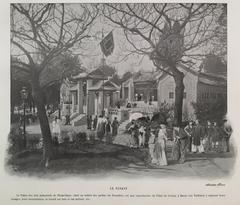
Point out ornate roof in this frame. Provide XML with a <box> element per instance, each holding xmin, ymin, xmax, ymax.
<box><xmin>88</xmin><ymin>79</ymin><xmax>120</xmax><ymax>92</ymax></box>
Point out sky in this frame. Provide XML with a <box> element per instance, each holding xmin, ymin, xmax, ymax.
<box><xmin>74</xmin><ymin>15</ymin><xmax>156</xmax><ymax>76</ymax></box>
<box><xmin>11</xmin><ymin>3</ymin><xmax>225</xmax><ymax>76</ymax></box>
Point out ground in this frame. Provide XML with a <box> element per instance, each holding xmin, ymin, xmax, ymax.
<box><xmin>6</xmin><ymin>121</ymin><xmax>236</xmax><ymax>179</ymax></box>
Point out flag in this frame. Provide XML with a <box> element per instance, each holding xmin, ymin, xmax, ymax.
<box><xmin>100</xmin><ymin>31</ymin><xmax>114</xmax><ymax>57</ymax></box>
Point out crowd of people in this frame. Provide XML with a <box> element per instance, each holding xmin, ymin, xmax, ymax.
<box><xmin>50</xmin><ymin>115</ymin><xmax>120</xmax><ymax>145</ymax></box>
<box><xmin>128</xmin><ymin>118</ymin><xmax>233</xmax><ymax>167</ymax></box>
<box><xmin>50</xmin><ymin>111</ymin><xmax>233</xmax><ymax>168</ymax></box>
<box><xmin>87</xmin><ymin>115</ymin><xmax>119</xmax><ymax>144</ymax></box>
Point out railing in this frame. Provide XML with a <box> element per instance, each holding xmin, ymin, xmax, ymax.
<box><xmin>108</xmin><ymin>108</ymin><xmax>129</xmax><ymax>122</ymax></box>
<box><xmin>108</xmin><ymin>102</ymin><xmax>158</xmax><ymax>122</ymax></box>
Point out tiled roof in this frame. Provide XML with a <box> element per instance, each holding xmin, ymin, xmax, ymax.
<box><xmin>157</xmin><ymin>63</ymin><xmax>227</xmax><ymax>86</ymax></box>
<box><xmin>133</xmin><ymin>71</ymin><xmax>160</xmax><ymax>82</ymax></box>
<box><xmin>88</xmin><ymin>79</ymin><xmax>120</xmax><ymax>91</ymax></box>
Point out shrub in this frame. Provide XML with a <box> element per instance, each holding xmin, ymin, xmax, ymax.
<box><xmin>75</xmin><ymin>132</ymin><xmax>87</xmax><ymax>143</ymax></box>
<box><xmin>191</xmin><ymin>96</ymin><xmax>227</xmax><ymax>123</ymax></box>
<box><xmin>151</xmin><ymin>102</ymin><xmax>174</xmax><ymax>125</ymax></box>
<box><xmin>8</xmin><ymin>124</ymin><xmax>25</xmax><ymax>154</ymax></box>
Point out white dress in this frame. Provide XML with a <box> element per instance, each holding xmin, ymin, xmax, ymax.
<box><xmin>154</xmin><ymin>129</ymin><xmax>168</xmax><ymax>166</ymax></box>
<box><xmin>52</xmin><ymin>119</ymin><xmax>62</xmax><ymax>143</ymax></box>
<box><xmin>148</xmin><ymin>133</ymin><xmax>157</xmax><ymax>163</ymax></box>
<box><xmin>138</xmin><ymin>126</ymin><xmax>145</xmax><ymax>147</ymax></box>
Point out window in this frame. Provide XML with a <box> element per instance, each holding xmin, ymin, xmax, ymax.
<box><xmin>169</xmin><ymin>92</ymin><xmax>174</xmax><ymax>99</ymax></box>
<box><xmin>183</xmin><ymin>92</ymin><xmax>187</xmax><ymax>99</ymax></box>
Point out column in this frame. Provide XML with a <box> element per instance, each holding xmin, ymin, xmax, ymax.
<box><xmin>122</xmin><ymin>84</ymin><xmax>125</xmax><ymax>100</ymax></box>
<box><xmin>98</xmin><ymin>91</ymin><xmax>103</xmax><ymax>116</ymax></box>
<box><xmin>71</xmin><ymin>92</ymin><xmax>75</xmax><ymax>114</ymax></box>
<box><xmin>129</xmin><ymin>79</ymin><xmax>134</xmax><ymax>101</ymax></box>
<box><xmin>86</xmin><ymin>79</ymin><xmax>93</xmax><ymax>115</ymax></box>
<box><xmin>77</xmin><ymin>81</ymin><xmax>83</xmax><ymax>114</ymax></box>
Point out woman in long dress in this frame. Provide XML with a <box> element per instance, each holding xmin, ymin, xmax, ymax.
<box><xmin>154</xmin><ymin>124</ymin><xmax>168</xmax><ymax>166</ymax></box>
<box><xmin>97</xmin><ymin>116</ymin><xmax>105</xmax><ymax>141</ymax></box>
<box><xmin>105</xmin><ymin>118</ymin><xmax>112</xmax><ymax>144</ymax></box>
<box><xmin>138</xmin><ymin>126</ymin><xmax>145</xmax><ymax>148</ymax></box>
<box><xmin>128</xmin><ymin>121</ymin><xmax>138</xmax><ymax>148</ymax></box>
<box><xmin>148</xmin><ymin>130</ymin><xmax>157</xmax><ymax>164</ymax></box>
<box><xmin>52</xmin><ymin>117</ymin><xmax>62</xmax><ymax>144</ymax></box>
<box><xmin>111</xmin><ymin>117</ymin><xmax>119</xmax><ymax>137</ymax></box>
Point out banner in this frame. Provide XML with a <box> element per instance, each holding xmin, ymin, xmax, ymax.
<box><xmin>100</xmin><ymin>31</ymin><xmax>114</xmax><ymax>57</ymax></box>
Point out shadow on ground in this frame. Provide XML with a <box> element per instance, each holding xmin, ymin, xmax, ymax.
<box><xmin>5</xmin><ymin>141</ymin><xmax>236</xmax><ymax>179</ymax></box>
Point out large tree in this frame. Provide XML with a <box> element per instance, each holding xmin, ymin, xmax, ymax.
<box><xmin>11</xmin><ymin>3</ymin><xmax>98</xmax><ymax>165</ymax></box>
<box><xmin>102</xmin><ymin>3</ymin><xmax>226</xmax><ymax>125</ymax></box>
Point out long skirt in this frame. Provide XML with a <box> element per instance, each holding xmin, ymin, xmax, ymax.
<box><xmin>112</xmin><ymin>126</ymin><xmax>118</xmax><ymax>137</ymax></box>
<box><xmin>129</xmin><ymin>132</ymin><xmax>137</xmax><ymax>147</ymax></box>
<box><xmin>172</xmin><ymin>140</ymin><xmax>180</xmax><ymax>161</ymax></box>
<box><xmin>203</xmin><ymin>137</ymin><xmax>211</xmax><ymax>152</ymax></box>
<box><xmin>138</xmin><ymin>134</ymin><xmax>145</xmax><ymax>147</ymax></box>
<box><xmin>149</xmin><ymin>144</ymin><xmax>156</xmax><ymax>163</ymax></box>
<box><xmin>105</xmin><ymin>132</ymin><xmax>112</xmax><ymax>144</ymax></box>
<box><xmin>154</xmin><ymin>140</ymin><xmax>167</xmax><ymax>166</ymax></box>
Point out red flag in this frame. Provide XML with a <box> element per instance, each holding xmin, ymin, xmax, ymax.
<box><xmin>100</xmin><ymin>31</ymin><xmax>114</xmax><ymax>57</ymax></box>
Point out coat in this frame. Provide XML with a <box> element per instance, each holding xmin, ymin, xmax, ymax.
<box><xmin>212</xmin><ymin>126</ymin><xmax>220</xmax><ymax>143</ymax></box>
<box><xmin>192</xmin><ymin>125</ymin><xmax>205</xmax><ymax>146</ymax></box>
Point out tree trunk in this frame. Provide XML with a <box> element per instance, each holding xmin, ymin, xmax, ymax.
<box><xmin>173</xmin><ymin>71</ymin><xmax>185</xmax><ymax>126</ymax></box>
<box><xmin>154</xmin><ymin>60</ymin><xmax>185</xmax><ymax>126</ymax></box>
<box><xmin>31</xmin><ymin>69</ymin><xmax>53</xmax><ymax>165</ymax></box>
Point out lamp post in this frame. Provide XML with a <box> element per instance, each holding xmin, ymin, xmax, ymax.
<box><xmin>20</xmin><ymin>86</ymin><xmax>28</xmax><ymax>149</ymax></box>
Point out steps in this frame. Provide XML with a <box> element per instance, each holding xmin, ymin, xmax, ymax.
<box><xmin>118</xmin><ymin>119</ymin><xmax>130</xmax><ymax>133</ymax></box>
<box><xmin>70</xmin><ymin>112</ymin><xmax>79</xmax><ymax>121</ymax></box>
<box><xmin>71</xmin><ymin>114</ymin><xmax>87</xmax><ymax>127</ymax></box>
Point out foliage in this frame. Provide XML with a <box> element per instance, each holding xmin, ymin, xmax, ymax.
<box><xmin>115</xmin><ymin>99</ymin><xmax>125</xmax><ymax>108</ymax></box>
<box><xmin>191</xmin><ymin>97</ymin><xmax>227</xmax><ymax>123</ymax></box>
<box><xmin>10</xmin><ymin>3</ymin><xmax>99</xmax><ymax>162</ymax></box>
<box><xmin>8</xmin><ymin>124</ymin><xmax>25</xmax><ymax>154</ymax></box>
<box><xmin>211</xmin><ymin>4</ymin><xmax>227</xmax><ymax>62</ymax></box>
<box><xmin>75</xmin><ymin>132</ymin><xmax>88</xmax><ymax>143</ymax></box>
<box><xmin>102</xmin><ymin>3</ymin><xmax>226</xmax><ymax>125</ymax></box>
<box><xmin>157</xmin><ymin>102</ymin><xmax>174</xmax><ymax>122</ymax></box>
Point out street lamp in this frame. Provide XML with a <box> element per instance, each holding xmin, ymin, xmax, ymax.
<box><xmin>20</xmin><ymin>86</ymin><xmax>28</xmax><ymax>149</ymax></box>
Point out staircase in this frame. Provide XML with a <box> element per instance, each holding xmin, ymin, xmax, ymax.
<box><xmin>118</xmin><ymin>119</ymin><xmax>130</xmax><ymax>133</ymax></box>
<box><xmin>70</xmin><ymin>112</ymin><xmax>79</xmax><ymax>121</ymax></box>
<box><xmin>71</xmin><ymin>114</ymin><xmax>87</xmax><ymax>127</ymax></box>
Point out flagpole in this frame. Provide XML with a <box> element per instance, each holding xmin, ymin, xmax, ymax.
<box><xmin>102</xmin><ymin>27</ymin><xmax>105</xmax><ymax>117</ymax></box>
<box><xmin>100</xmin><ymin>27</ymin><xmax>115</xmax><ymax>117</ymax></box>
